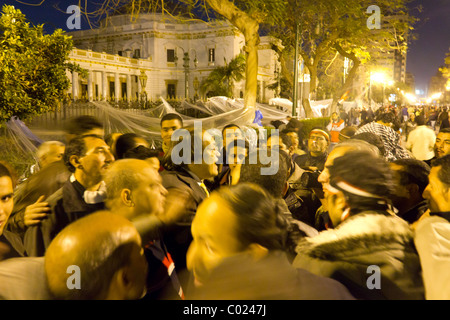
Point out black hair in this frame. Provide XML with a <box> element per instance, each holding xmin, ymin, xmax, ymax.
<box><xmin>351</xmin><ymin>132</ymin><xmax>386</xmax><ymax>157</ymax></box>
<box><xmin>279</xmin><ymin>132</ymin><xmax>294</xmax><ymax>149</ymax></box>
<box><xmin>160</xmin><ymin>113</ymin><xmax>183</xmax><ymax>127</ymax></box>
<box><xmin>415</xmin><ymin>115</ymin><xmax>425</xmax><ymax>126</ymax></box>
<box><xmin>339</xmin><ymin>126</ymin><xmax>357</xmax><ymax>140</ymax></box>
<box><xmin>328</xmin><ymin>150</ymin><xmax>395</xmax><ymax>214</ymax></box>
<box><xmin>63</xmin><ymin>135</ymin><xmax>88</xmax><ymax>173</ymax></box>
<box><xmin>376</xmin><ymin>112</ymin><xmax>395</xmax><ymax>124</ymax></box>
<box><xmin>431</xmin><ymin>154</ymin><xmax>450</xmax><ymax>186</ymax></box>
<box><xmin>391</xmin><ymin>159</ymin><xmax>430</xmax><ymax>194</ymax></box>
<box><xmin>65</xmin><ymin>115</ymin><xmax>103</xmax><ymax>135</ymax></box>
<box><xmin>123</xmin><ymin>145</ymin><xmax>160</xmax><ymax>160</ymax></box>
<box><xmin>221</xmin><ymin>123</ymin><xmax>243</xmax><ymax>136</ymax></box>
<box><xmin>115</xmin><ymin>133</ymin><xmax>148</xmax><ymax>159</ymax></box>
<box><xmin>239</xmin><ymin>150</ymin><xmax>288</xmax><ymax>198</ymax></box>
<box><xmin>439</xmin><ymin>128</ymin><xmax>450</xmax><ymax>134</ymax></box>
<box><xmin>216</xmin><ymin>183</ymin><xmax>288</xmax><ymax>252</ymax></box>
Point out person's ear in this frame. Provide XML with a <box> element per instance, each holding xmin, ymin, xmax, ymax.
<box><xmin>69</xmin><ymin>155</ymin><xmax>83</xmax><ymax>170</ymax></box>
<box><xmin>120</xmin><ymin>189</ymin><xmax>134</xmax><ymax>207</ymax></box>
<box><xmin>406</xmin><ymin>184</ymin><xmax>419</xmax><ymax>197</ymax></box>
<box><xmin>107</xmin><ymin>267</ymin><xmax>133</xmax><ymax>300</ymax></box>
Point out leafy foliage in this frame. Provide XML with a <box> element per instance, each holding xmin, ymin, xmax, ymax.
<box><xmin>0</xmin><ymin>5</ymin><xmax>85</xmax><ymax>124</ymax></box>
<box><xmin>200</xmin><ymin>54</ymin><xmax>246</xmax><ymax>98</ymax></box>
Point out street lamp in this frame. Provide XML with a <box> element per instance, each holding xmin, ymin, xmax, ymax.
<box><xmin>175</xmin><ymin>48</ymin><xmax>198</xmax><ymax>101</ymax></box>
<box><xmin>139</xmin><ymin>69</ymin><xmax>148</xmax><ymax>103</ymax></box>
<box><xmin>274</xmin><ymin>62</ymin><xmax>281</xmax><ymax>98</ymax></box>
<box><xmin>370</xmin><ymin>72</ymin><xmax>391</xmax><ymax>105</ymax></box>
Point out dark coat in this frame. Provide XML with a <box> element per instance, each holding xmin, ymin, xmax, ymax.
<box><xmin>293</xmin><ymin>212</ymin><xmax>425</xmax><ymax>300</ymax></box>
<box><xmin>23</xmin><ymin>179</ymin><xmax>105</xmax><ymax>257</ymax></box>
<box><xmin>160</xmin><ymin>169</ymin><xmax>209</xmax><ymax>272</ymax></box>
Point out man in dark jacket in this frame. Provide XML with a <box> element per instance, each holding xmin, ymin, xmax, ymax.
<box><xmin>160</xmin><ymin>127</ymin><xmax>220</xmax><ymax>276</ymax></box>
<box><xmin>23</xmin><ymin>135</ymin><xmax>114</xmax><ymax>256</ymax></box>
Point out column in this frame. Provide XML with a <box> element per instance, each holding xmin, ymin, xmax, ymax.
<box><xmin>102</xmin><ymin>71</ymin><xmax>107</xmax><ymax>101</ymax></box>
<box><xmin>72</xmin><ymin>71</ymin><xmax>79</xmax><ymax>101</ymax></box>
<box><xmin>114</xmin><ymin>73</ymin><xmax>120</xmax><ymax>102</ymax></box>
<box><xmin>126</xmin><ymin>74</ymin><xmax>132</xmax><ymax>102</ymax></box>
<box><xmin>137</xmin><ymin>73</ymin><xmax>142</xmax><ymax>99</ymax></box>
<box><xmin>87</xmin><ymin>70</ymin><xmax>93</xmax><ymax>102</ymax></box>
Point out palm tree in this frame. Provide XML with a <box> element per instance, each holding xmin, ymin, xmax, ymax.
<box><xmin>200</xmin><ymin>54</ymin><xmax>246</xmax><ymax>98</ymax></box>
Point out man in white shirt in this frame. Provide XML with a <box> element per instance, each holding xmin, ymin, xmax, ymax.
<box><xmin>406</xmin><ymin>115</ymin><xmax>436</xmax><ymax>161</ymax></box>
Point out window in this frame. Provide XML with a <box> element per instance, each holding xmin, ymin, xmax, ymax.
<box><xmin>167</xmin><ymin>83</ymin><xmax>176</xmax><ymax>99</ymax></box>
<box><xmin>118</xmin><ymin>51</ymin><xmax>123</xmax><ymax>56</ymax></box>
<box><xmin>167</xmin><ymin>49</ymin><xmax>176</xmax><ymax>63</ymax></box>
<box><xmin>133</xmin><ymin>49</ymin><xmax>141</xmax><ymax>59</ymax></box>
<box><xmin>208</xmin><ymin>48</ymin><xmax>215</xmax><ymax>63</ymax></box>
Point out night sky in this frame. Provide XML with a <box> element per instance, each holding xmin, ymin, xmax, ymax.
<box><xmin>2</xmin><ymin>0</ymin><xmax>450</xmax><ymax>97</ymax></box>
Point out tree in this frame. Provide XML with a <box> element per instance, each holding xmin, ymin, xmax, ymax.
<box><xmin>200</xmin><ymin>54</ymin><xmax>246</xmax><ymax>98</ymax></box>
<box><xmin>270</xmin><ymin>0</ymin><xmax>417</xmax><ymax>116</ymax></box>
<box><xmin>440</xmin><ymin>50</ymin><xmax>450</xmax><ymax>90</ymax></box>
<box><xmin>0</xmin><ymin>5</ymin><xmax>85</xmax><ymax>124</ymax></box>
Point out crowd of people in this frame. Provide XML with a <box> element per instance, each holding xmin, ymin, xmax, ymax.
<box><xmin>0</xmin><ymin>103</ymin><xmax>449</xmax><ymax>300</ymax></box>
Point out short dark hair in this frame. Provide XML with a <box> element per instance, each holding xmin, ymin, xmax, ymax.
<box><xmin>64</xmin><ymin>136</ymin><xmax>87</xmax><ymax>173</ymax></box>
<box><xmin>328</xmin><ymin>150</ymin><xmax>395</xmax><ymax>213</ymax></box>
<box><xmin>279</xmin><ymin>133</ymin><xmax>293</xmax><ymax>149</ymax></box>
<box><xmin>65</xmin><ymin>115</ymin><xmax>103</xmax><ymax>136</ymax></box>
<box><xmin>391</xmin><ymin>159</ymin><xmax>430</xmax><ymax>194</ymax></box>
<box><xmin>123</xmin><ymin>145</ymin><xmax>159</xmax><ymax>160</ymax></box>
<box><xmin>352</xmin><ymin>132</ymin><xmax>386</xmax><ymax>157</ymax></box>
<box><xmin>431</xmin><ymin>154</ymin><xmax>450</xmax><ymax>186</ymax></box>
<box><xmin>339</xmin><ymin>126</ymin><xmax>357</xmax><ymax>140</ymax></box>
<box><xmin>215</xmin><ymin>183</ymin><xmax>288</xmax><ymax>251</ymax></box>
<box><xmin>376</xmin><ymin>112</ymin><xmax>395</xmax><ymax>124</ymax></box>
<box><xmin>115</xmin><ymin>133</ymin><xmax>147</xmax><ymax>159</ymax></box>
<box><xmin>221</xmin><ymin>124</ymin><xmax>243</xmax><ymax>136</ymax></box>
<box><xmin>239</xmin><ymin>150</ymin><xmax>287</xmax><ymax>198</ymax></box>
<box><xmin>63</xmin><ymin>134</ymin><xmax>103</xmax><ymax>173</ymax></box>
<box><xmin>439</xmin><ymin>128</ymin><xmax>450</xmax><ymax>134</ymax></box>
<box><xmin>415</xmin><ymin>115</ymin><xmax>425</xmax><ymax>126</ymax></box>
<box><xmin>160</xmin><ymin>113</ymin><xmax>183</xmax><ymax>127</ymax></box>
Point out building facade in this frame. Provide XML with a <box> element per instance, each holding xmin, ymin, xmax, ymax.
<box><xmin>66</xmin><ymin>13</ymin><xmax>279</xmax><ymax>103</ymax></box>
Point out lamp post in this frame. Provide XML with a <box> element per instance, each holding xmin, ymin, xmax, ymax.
<box><xmin>274</xmin><ymin>62</ymin><xmax>281</xmax><ymax>98</ymax></box>
<box><xmin>139</xmin><ymin>69</ymin><xmax>148</xmax><ymax>104</ymax></box>
<box><xmin>176</xmin><ymin>48</ymin><xmax>198</xmax><ymax>101</ymax></box>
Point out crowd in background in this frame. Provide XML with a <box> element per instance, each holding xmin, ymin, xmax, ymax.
<box><xmin>0</xmin><ymin>102</ymin><xmax>449</xmax><ymax>300</ymax></box>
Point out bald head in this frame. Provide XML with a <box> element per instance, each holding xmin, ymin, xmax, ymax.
<box><xmin>104</xmin><ymin>159</ymin><xmax>167</xmax><ymax>219</ymax></box>
<box><xmin>45</xmin><ymin>211</ymin><xmax>147</xmax><ymax>300</ymax></box>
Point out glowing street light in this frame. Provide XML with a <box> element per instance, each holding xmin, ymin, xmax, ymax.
<box><xmin>370</xmin><ymin>72</ymin><xmax>387</xmax><ymax>83</ymax></box>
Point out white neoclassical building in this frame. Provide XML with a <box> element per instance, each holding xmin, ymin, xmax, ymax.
<box><xmin>66</xmin><ymin>13</ymin><xmax>280</xmax><ymax>103</ymax></box>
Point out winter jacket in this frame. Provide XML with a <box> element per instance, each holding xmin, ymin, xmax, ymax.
<box><xmin>293</xmin><ymin>212</ymin><xmax>424</xmax><ymax>300</ymax></box>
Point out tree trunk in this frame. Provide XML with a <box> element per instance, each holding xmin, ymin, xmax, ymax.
<box><xmin>205</xmin><ymin>0</ymin><xmax>260</xmax><ymax>108</ymax></box>
<box><xmin>330</xmin><ymin>45</ymin><xmax>361</xmax><ymax>114</ymax></box>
